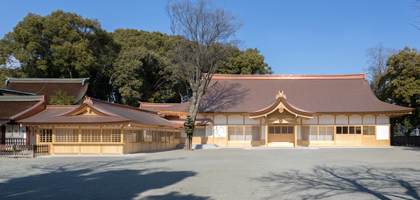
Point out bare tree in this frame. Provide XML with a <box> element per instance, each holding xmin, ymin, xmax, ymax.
<box><xmin>166</xmin><ymin>0</ymin><xmax>243</xmax><ymax>150</ymax></box>
<box><xmin>364</xmin><ymin>42</ymin><xmax>396</xmax><ymax>99</ymax></box>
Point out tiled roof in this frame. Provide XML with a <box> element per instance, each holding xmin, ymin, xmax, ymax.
<box><xmin>5</xmin><ymin>78</ymin><xmax>90</xmax><ymax>102</ymax></box>
<box><xmin>159</xmin><ymin>73</ymin><xmax>414</xmax><ymax>114</ymax></box>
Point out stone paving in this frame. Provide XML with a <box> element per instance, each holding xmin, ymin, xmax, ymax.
<box><xmin>1</xmin><ymin>147</ymin><xmax>420</xmax><ymax>199</ymax></box>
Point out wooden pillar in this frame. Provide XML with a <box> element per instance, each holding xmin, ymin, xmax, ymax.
<box><xmin>294</xmin><ymin>123</ymin><xmax>297</xmax><ymax>147</ymax></box>
<box><xmin>26</xmin><ymin>126</ymin><xmax>30</xmax><ymax>146</ymax></box>
<box><xmin>226</xmin><ymin>115</ymin><xmax>229</xmax><ymax>146</ymax></box>
<box><xmin>1</xmin><ymin>125</ymin><xmax>5</xmax><ymax>145</ymax></box>
<box><xmin>78</xmin><ymin>126</ymin><xmax>82</xmax><ymax>154</ymax></box>
<box><xmin>260</xmin><ymin>119</ymin><xmax>262</xmax><ymax>145</ymax></box>
<box><xmin>265</xmin><ymin>117</ymin><xmax>268</xmax><ymax>147</ymax></box>
<box><xmin>52</xmin><ymin>126</ymin><xmax>55</xmax><ymax>154</ymax></box>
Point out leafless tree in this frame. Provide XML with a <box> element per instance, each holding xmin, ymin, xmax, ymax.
<box><xmin>166</xmin><ymin>0</ymin><xmax>243</xmax><ymax>150</ymax></box>
<box><xmin>364</xmin><ymin>42</ymin><xmax>397</xmax><ymax>98</ymax></box>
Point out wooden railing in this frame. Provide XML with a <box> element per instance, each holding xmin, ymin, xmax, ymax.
<box><xmin>0</xmin><ymin>144</ymin><xmax>49</xmax><ymax>158</ymax></box>
<box><xmin>5</xmin><ymin>138</ymin><xmax>26</xmax><ymax>145</ymax></box>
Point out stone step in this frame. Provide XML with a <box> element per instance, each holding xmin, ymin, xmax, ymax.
<box><xmin>267</xmin><ymin>142</ymin><xmax>294</xmax><ymax>147</ymax></box>
<box><xmin>176</xmin><ymin>144</ymin><xmax>218</xmax><ymax>149</ymax></box>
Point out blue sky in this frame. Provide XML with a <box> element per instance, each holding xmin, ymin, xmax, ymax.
<box><xmin>0</xmin><ymin>0</ymin><xmax>418</xmax><ymax>75</ymax></box>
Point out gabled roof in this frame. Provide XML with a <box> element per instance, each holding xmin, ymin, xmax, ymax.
<box><xmin>0</xmin><ymin>95</ymin><xmax>46</xmax><ymax>121</ymax></box>
<box><xmin>17</xmin><ymin>97</ymin><xmax>180</xmax><ymax>128</ymax></box>
<box><xmin>139</xmin><ymin>102</ymin><xmax>180</xmax><ymax>113</ymax></box>
<box><xmin>0</xmin><ymin>88</ymin><xmax>36</xmax><ymax>96</ymax></box>
<box><xmin>5</xmin><ymin>78</ymin><xmax>90</xmax><ymax>102</ymax></box>
<box><xmin>158</xmin><ymin>73</ymin><xmax>414</xmax><ymax>115</ymax></box>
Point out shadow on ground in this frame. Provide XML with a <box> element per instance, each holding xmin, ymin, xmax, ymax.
<box><xmin>0</xmin><ymin>158</ymin><xmax>209</xmax><ymax>200</ymax></box>
<box><xmin>256</xmin><ymin>165</ymin><xmax>420</xmax><ymax>199</ymax></box>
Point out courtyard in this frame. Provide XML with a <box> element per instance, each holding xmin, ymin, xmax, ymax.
<box><xmin>0</xmin><ymin>147</ymin><xmax>420</xmax><ymax>199</ymax></box>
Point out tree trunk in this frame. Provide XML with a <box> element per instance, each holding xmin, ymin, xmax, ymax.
<box><xmin>184</xmin><ymin>134</ymin><xmax>192</xmax><ymax>151</ymax></box>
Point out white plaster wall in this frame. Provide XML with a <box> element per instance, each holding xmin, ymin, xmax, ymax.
<box><xmin>245</xmin><ymin>116</ymin><xmax>260</xmax><ymax>125</ymax></box>
<box><xmin>297</xmin><ymin>125</ymin><xmax>301</xmax><ymax>140</ymax></box>
<box><xmin>180</xmin><ymin>115</ymin><xmax>186</xmax><ymax>120</ymax></box>
<box><xmin>336</xmin><ymin>115</ymin><xmax>348</xmax><ymax>125</ymax></box>
<box><xmin>319</xmin><ymin>116</ymin><xmax>334</xmax><ymax>125</ymax></box>
<box><xmin>261</xmin><ymin>125</ymin><xmax>266</xmax><ymax>139</ymax></box>
<box><xmin>206</xmin><ymin>125</ymin><xmax>213</xmax><ymax>137</ymax></box>
<box><xmin>196</xmin><ymin>115</ymin><xmax>204</xmax><ymax>119</ymax></box>
<box><xmin>302</xmin><ymin>116</ymin><xmax>318</xmax><ymax>124</ymax></box>
<box><xmin>349</xmin><ymin>116</ymin><xmax>362</xmax><ymax>125</ymax></box>
<box><xmin>214</xmin><ymin>115</ymin><xmax>226</xmax><ymax>124</ymax></box>
<box><xmin>377</xmin><ymin>115</ymin><xmax>389</xmax><ymax>124</ymax></box>
<box><xmin>376</xmin><ymin>125</ymin><xmax>389</xmax><ymax>140</ymax></box>
<box><xmin>228</xmin><ymin>115</ymin><xmax>243</xmax><ymax>125</ymax></box>
<box><xmin>214</xmin><ymin>125</ymin><xmax>227</xmax><ymax>137</ymax></box>
<box><xmin>363</xmin><ymin>115</ymin><xmax>375</xmax><ymax>124</ymax></box>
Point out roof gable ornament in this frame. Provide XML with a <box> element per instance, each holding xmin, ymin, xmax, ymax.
<box><xmin>276</xmin><ymin>90</ymin><xmax>286</xmax><ymax>99</ymax></box>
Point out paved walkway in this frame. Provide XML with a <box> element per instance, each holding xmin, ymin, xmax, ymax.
<box><xmin>1</xmin><ymin>147</ymin><xmax>420</xmax><ymax>199</ymax></box>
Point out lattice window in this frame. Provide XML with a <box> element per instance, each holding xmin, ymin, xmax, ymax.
<box><xmin>245</xmin><ymin>126</ymin><xmax>252</xmax><ymax>141</ymax></box>
<box><xmin>39</xmin><ymin>129</ymin><xmax>52</xmax><ymax>143</ymax></box>
<box><xmin>55</xmin><ymin>129</ymin><xmax>79</xmax><ymax>142</ymax></box>
<box><xmin>193</xmin><ymin>128</ymin><xmax>205</xmax><ymax>137</ymax></box>
<box><xmin>146</xmin><ymin>130</ymin><xmax>153</xmax><ymax>142</ymax></box>
<box><xmin>102</xmin><ymin>130</ymin><xmax>112</xmax><ymax>142</ymax></box>
<box><xmin>135</xmin><ymin>130</ymin><xmax>143</xmax><ymax>142</ymax></box>
<box><xmin>309</xmin><ymin>126</ymin><xmax>318</xmax><ymax>141</ymax></box>
<box><xmin>124</xmin><ymin>130</ymin><xmax>133</xmax><ymax>143</ymax></box>
<box><xmin>92</xmin><ymin>130</ymin><xmax>101</xmax><ymax>142</ymax></box>
<box><xmin>363</xmin><ymin>126</ymin><xmax>375</xmax><ymax>135</ymax></box>
<box><xmin>112</xmin><ymin>130</ymin><xmax>121</xmax><ymax>142</ymax></box>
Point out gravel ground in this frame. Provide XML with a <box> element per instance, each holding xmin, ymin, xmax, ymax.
<box><xmin>1</xmin><ymin>147</ymin><xmax>420</xmax><ymax>200</ymax></box>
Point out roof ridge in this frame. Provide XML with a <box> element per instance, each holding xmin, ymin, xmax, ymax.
<box><xmin>6</xmin><ymin>77</ymin><xmax>90</xmax><ymax>86</ymax></box>
<box><xmin>0</xmin><ymin>88</ymin><xmax>37</xmax><ymax>96</ymax></box>
<box><xmin>211</xmin><ymin>73</ymin><xmax>367</xmax><ymax>80</ymax></box>
<box><xmin>86</xmin><ymin>97</ymin><xmax>159</xmax><ymax>114</ymax></box>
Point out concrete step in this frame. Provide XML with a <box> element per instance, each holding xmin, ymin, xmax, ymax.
<box><xmin>267</xmin><ymin>142</ymin><xmax>294</xmax><ymax>147</ymax></box>
<box><xmin>176</xmin><ymin>144</ymin><xmax>218</xmax><ymax>149</ymax></box>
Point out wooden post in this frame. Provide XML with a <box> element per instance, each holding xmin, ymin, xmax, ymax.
<box><xmin>265</xmin><ymin>117</ymin><xmax>268</xmax><ymax>147</ymax></box>
<box><xmin>226</xmin><ymin>115</ymin><xmax>229</xmax><ymax>146</ymax></box>
<box><xmin>294</xmin><ymin>123</ymin><xmax>297</xmax><ymax>147</ymax></box>
<box><xmin>26</xmin><ymin>126</ymin><xmax>30</xmax><ymax>146</ymax></box>
<box><xmin>78</xmin><ymin>126</ymin><xmax>82</xmax><ymax>154</ymax></box>
<box><xmin>52</xmin><ymin>126</ymin><xmax>55</xmax><ymax>154</ymax></box>
<box><xmin>1</xmin><ymin>125</ymin><xmax>5</xmax><ymax>145</ymax></box>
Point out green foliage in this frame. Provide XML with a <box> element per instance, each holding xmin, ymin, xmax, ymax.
<box><xmin>183</xmin><ymin>115</ymin><xmax>195</xmax><ymax>136</ymax></box>
<box><xmin>218</xmin><ymin>47</ymin><xmax>273</xmax><ymax>74</ymax></box>
<box><xmin>112</xmin><ymin>29</ymin><xmax>180</xmax><ymax>106</ymax></box>
<box><xmin>49</xmin><ymin>89</ymin><xmax>75</xmax><ymax>105</ymax></box>
<box><xmin>0</xmin><ymin>10</ymin><xmax>120</xmax><ymax>101</ymax></box>
<box><xmin>378</xmin><ymin>46</ymin><xmax>420</xmax><ymax>132</ymax></box>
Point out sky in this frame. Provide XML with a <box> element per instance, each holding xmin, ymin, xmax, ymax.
<box><xmin>0</xmin><ymin>0</ymin><xmax>418</xmax><ymax>75</ymax></box>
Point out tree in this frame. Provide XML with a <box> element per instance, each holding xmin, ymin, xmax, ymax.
<box><xmin>49</xmin><ymin>89</ymin><xmax>75</xmax><ymax>105</ymax></box>
<box><xmin>166</xmin><ymin>0</ymin><xmax>243</xmax><ymax>150</ymax></box>
<box><xmin>364</xmin><ymin>42</ymin><xmax>396</xmax><ymax>100</ymax></box>
<box><xmin>378</xmin><ymin>46</ymin><xmax>420</xmax><ymax>136</ymax></box>
<box><xmin>0</xmin><ymin>10</ymin><xmax>120</xmax><ymax>101</ymax></box>
<box><xmin>217</xmin><ymin>47</ymin><xmax>272</xmax><ymax>74</ymax></box>
<box><xmin>112</xmin><ymin>29</ymin><xmax>180</xmax><ymax>106</ymax></box>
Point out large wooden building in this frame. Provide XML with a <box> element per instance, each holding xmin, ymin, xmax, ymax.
<box><xmin>2</xmin><ymin>73</ymin><xmax>415</xmax><ymax>154</ymax></box>
<box><xmin>151</xmin><ymin>73</ymin><xmax>414</xmax><ymax>147</ymax></box>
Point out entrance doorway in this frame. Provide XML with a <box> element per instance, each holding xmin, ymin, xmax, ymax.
<box><xmin>192</xmin><ymin>127</ymin><xmax>205</xmax><ymax>144</ymax></box>
<box><xmin>268</xmin><ymin>125</ymin><xmax>294</xmax><ymax>143</ymax></box>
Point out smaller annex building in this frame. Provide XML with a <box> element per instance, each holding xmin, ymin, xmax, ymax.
<box><xmin>16</xmin><ymin>97</ymin><xmax>182</xmax><ymax>154</ymax></box>
<box><xmin>150</xmin><ymin>73</ymin><xmax>414</xmax><ymax>147</ymax></box>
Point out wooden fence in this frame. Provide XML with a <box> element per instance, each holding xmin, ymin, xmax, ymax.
<box><xmin>0</xmin><ymin>144</ymin><xmax>49</xmax><ymax>158</ymax></box>
<box><xmin>5</xmin><ymin>138</ymin><xmax>26</xmax><ymax>145</ymax></box>
<box><xmin>393</xmin><ymin>136</ymin><xmax>420</xmax><ymax>146</ymax></box>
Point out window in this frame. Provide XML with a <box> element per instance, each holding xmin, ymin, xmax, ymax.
<box><xmin>229</xmin><ymin>126</ymin><xmax>260</xmax><ymax>141</ymax></box>
<box><xmin>111</xmin><ymin>129</ymin><xmax>121</xmax><ymax>142</ymax></box>
<box><xmin>193</xmin><ymin>128</ymin><xmax>205</xmax><ymax>137</ymax></box>
<box><xmin>356</xmin><ymin>127</ymin><xmax>361</xmax><ymax>134</ymax></box>
<box><xmin>39</xmin><ymin>129</ymin><xmax>52</xmax><ymax>143</ymax></box>
<box><xmin>146</xmin><ymin>130</ymin><xmax>153</xmax><ymax>142</ymax></box>
<box><xmin>336</xmin><ymin>126</ymin><xmax>349</xmax><ymax>134</ymax></box>
<box><xmin>363</xmin><ymin>126</ymin><xmax>375</xmax><ymax>135</ymax></box>
<box><xmin>135</xmin><ymin>130</ymin><xmax>143</xmax><ymax>142</ymax></box>
<box><xmin>55</xmin><ymin>129</ymin><xmax>78</xmax><ymax>142</ymax></box>
<box><xmin>82</xmin><ymin>129</ymin><xmax>101</xmax><ymax>142</ymax></box>
<box><xmin>302</xmin><ymin>126</ymin><xmax>334</xmax><ymax>141</ymax></box>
